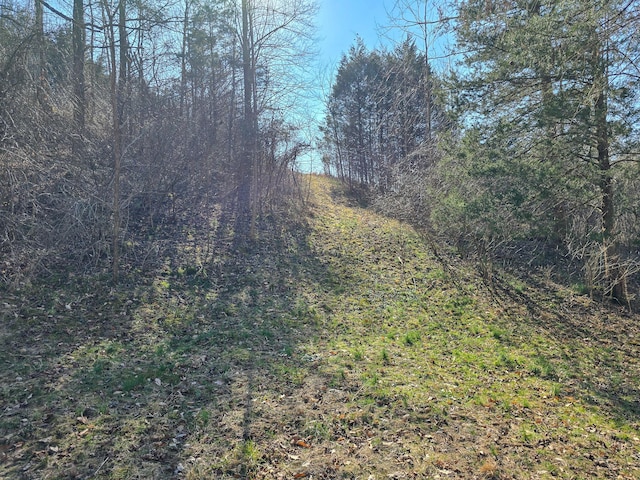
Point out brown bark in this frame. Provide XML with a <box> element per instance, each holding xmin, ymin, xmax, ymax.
<box><xmin>105</xmin><ymin>0</ymin><xmax>127</xmax><ymax>283</ymax></box>
<box><xmin>595</xmin><ymin>54</ymin><xmax>626</xmax><ymax>303</ymax></box>
<box><xmin>35</xmin><ymin>0</ymin><xmax>47</xmax><ymax>107</ymax></box>
<box><xmin>72</xmin><ymin>0</ymin><xmax>85</xmax><ymax>157</ymax></box>
<box><xmin>236</xmin><ymin>0</ymin><xmax>254</xmax><ymax>241</ymax></box>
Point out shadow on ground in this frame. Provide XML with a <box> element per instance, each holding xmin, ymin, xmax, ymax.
<box><xmin>0</xmin><ymin>193</ymin><xmax>333</xmax><ymax>479</ymax></box>
<box><xmin>476</xmin><ymin>251</ymin><xmax>640</xmax><ymax>425</ymax></box>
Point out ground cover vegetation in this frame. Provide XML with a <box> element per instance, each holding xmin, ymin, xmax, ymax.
<box><xmin>1</xmin><ymin>175</ymin><xmax>640</xmax><ymax>479</ymax></box>
<box><xmin>2</xmin><ymin>0</ymin><xmax>640</xmax><ymax>478</ymax></box>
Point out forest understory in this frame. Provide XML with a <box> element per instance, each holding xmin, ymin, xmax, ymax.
<box><xmin>1</xmin><ymin>174</ymin><xmax>639</xmax><ymax>479</ymax></box>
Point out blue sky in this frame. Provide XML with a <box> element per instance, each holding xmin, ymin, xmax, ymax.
<box><xmin>299</xmin><ymin>0</ymin><xmax>454</xmax><ymax>172</ymax></box>
<box><xmin>317</xmin><ymin>0</ymin><xmax>390</xmax><ymax>70</ymax></box>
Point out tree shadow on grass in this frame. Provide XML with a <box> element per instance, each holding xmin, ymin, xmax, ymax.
<box><xmin>484</xmin><ymin>262</ymin><xmax>640</xmax><ymax>425</ymax></box>
<box><xmin>0</xmin><ymin>193</ymin><xmax>334</xmax><ymax>479</ymax></box>
<box><xmin>160</xmin><ymin>206</ymin><xmax>341</xmax><ymax>477</ymax></box>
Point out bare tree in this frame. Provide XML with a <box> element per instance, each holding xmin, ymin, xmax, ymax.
<box><xmin>234</xmin><ymin>0</ymin><xmax>317</xmax><ymax>240</ymax></box>
<box><xmin>386</xmin><ymin>0</ymin><xmax>449</xmax><ymax>142</ymax></box>
<box><xmin>99</xmin><ymin>0</ymin><xmax>128</xmax><ymax>282</ymax></box>
<box><xmin>72</xmin><ymin>0</ymin><xmax>85</xmax><ymax>157</ymax></box>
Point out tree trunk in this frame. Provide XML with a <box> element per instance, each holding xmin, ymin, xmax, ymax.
<box><xmin>72</xmin><ymin>0</ymin><xmax>85</xmax><ymax>157</ymax></box>
<box><xmin>35</xmin><ymin>0</ymin><xmax>47</xmax><ymax>107</ymax></box>
<box><xmin>106</xmin><ymin>0</ymin><xmax>127</xmax><ymax>283</ymax></box>
<box><xmin>423</xmin><ymin>2</ymin><xmax>431</xmax><ymax>143</ymax></box>
<box><xmin>594</xmin><ymin>55</ymin><xmax>626</xmax><ymax>303</ymax></box>
<box><xmin>237</xmin><ymin>0</ymin><xmax>254</xmax><ymax>242</ymax></box>
<box><xmin>180</xmin><ymin>0</ymin><xmax>190</xmax><ymax>118</ymax></box>
<box><xmin>105</xmin><ymin>14</ymin><xmax>120</xmax><ymax>283</ymax></box>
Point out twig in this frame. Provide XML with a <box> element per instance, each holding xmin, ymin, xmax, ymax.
<box><xmin>88</xmin><ymin>456</ymin><xmax>109</xmax><ymax>479</ymax></box>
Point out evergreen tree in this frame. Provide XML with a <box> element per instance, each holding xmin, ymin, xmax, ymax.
<box><xmin>323</xmin><ymin>37</ymin><xmax>443</xmax><ymax>187</ymax></box>
<box><xmin>449</xmin><ymin>0</ymin><xmax>640</xmax><ymax>301</ymax></box>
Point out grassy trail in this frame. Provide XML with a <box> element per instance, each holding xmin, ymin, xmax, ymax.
<box><xmin>1</xmin><ymin>175</ymin><xmax>639</xmax><ymax>479</ymax></box>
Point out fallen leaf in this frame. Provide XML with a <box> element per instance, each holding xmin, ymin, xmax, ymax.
<box><xmin>294</xmin><ymin>439</ymin><xmax>311</xmax><ymax>448</ymax></box>
<box><xmin>293</xmin><ymin>473</ymin><xmax>309</xmax><ymax>478</ymax></box>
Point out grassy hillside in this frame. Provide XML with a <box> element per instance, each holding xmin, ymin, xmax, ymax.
<box><xmin>1</xmin><ymin>175</ymin><xmax>639</xmax><ymax>479</ymax></box>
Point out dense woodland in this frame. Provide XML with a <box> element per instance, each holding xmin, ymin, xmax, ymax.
<box><xmin>2</xmin><ymin>0</ymin><xmax>640</xmax><ymax>305</ymax></box>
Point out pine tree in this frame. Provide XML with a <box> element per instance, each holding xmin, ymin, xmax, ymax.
<box><xmin>451</xmin><ymin>0</ymin><xmax>640</xmax><ymax>302</ymax></box>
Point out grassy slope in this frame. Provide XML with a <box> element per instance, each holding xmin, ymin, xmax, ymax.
<box><xmin>1</xmin><ymin>174</ymin><xmax>639</xmax><ymax>479</ymax></box>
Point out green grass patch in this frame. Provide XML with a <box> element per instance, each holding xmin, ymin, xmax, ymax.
<box><xmin>402</xmin><ymin>330</ymin><xmax>422</xmax><ymax>346</ymax></box>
